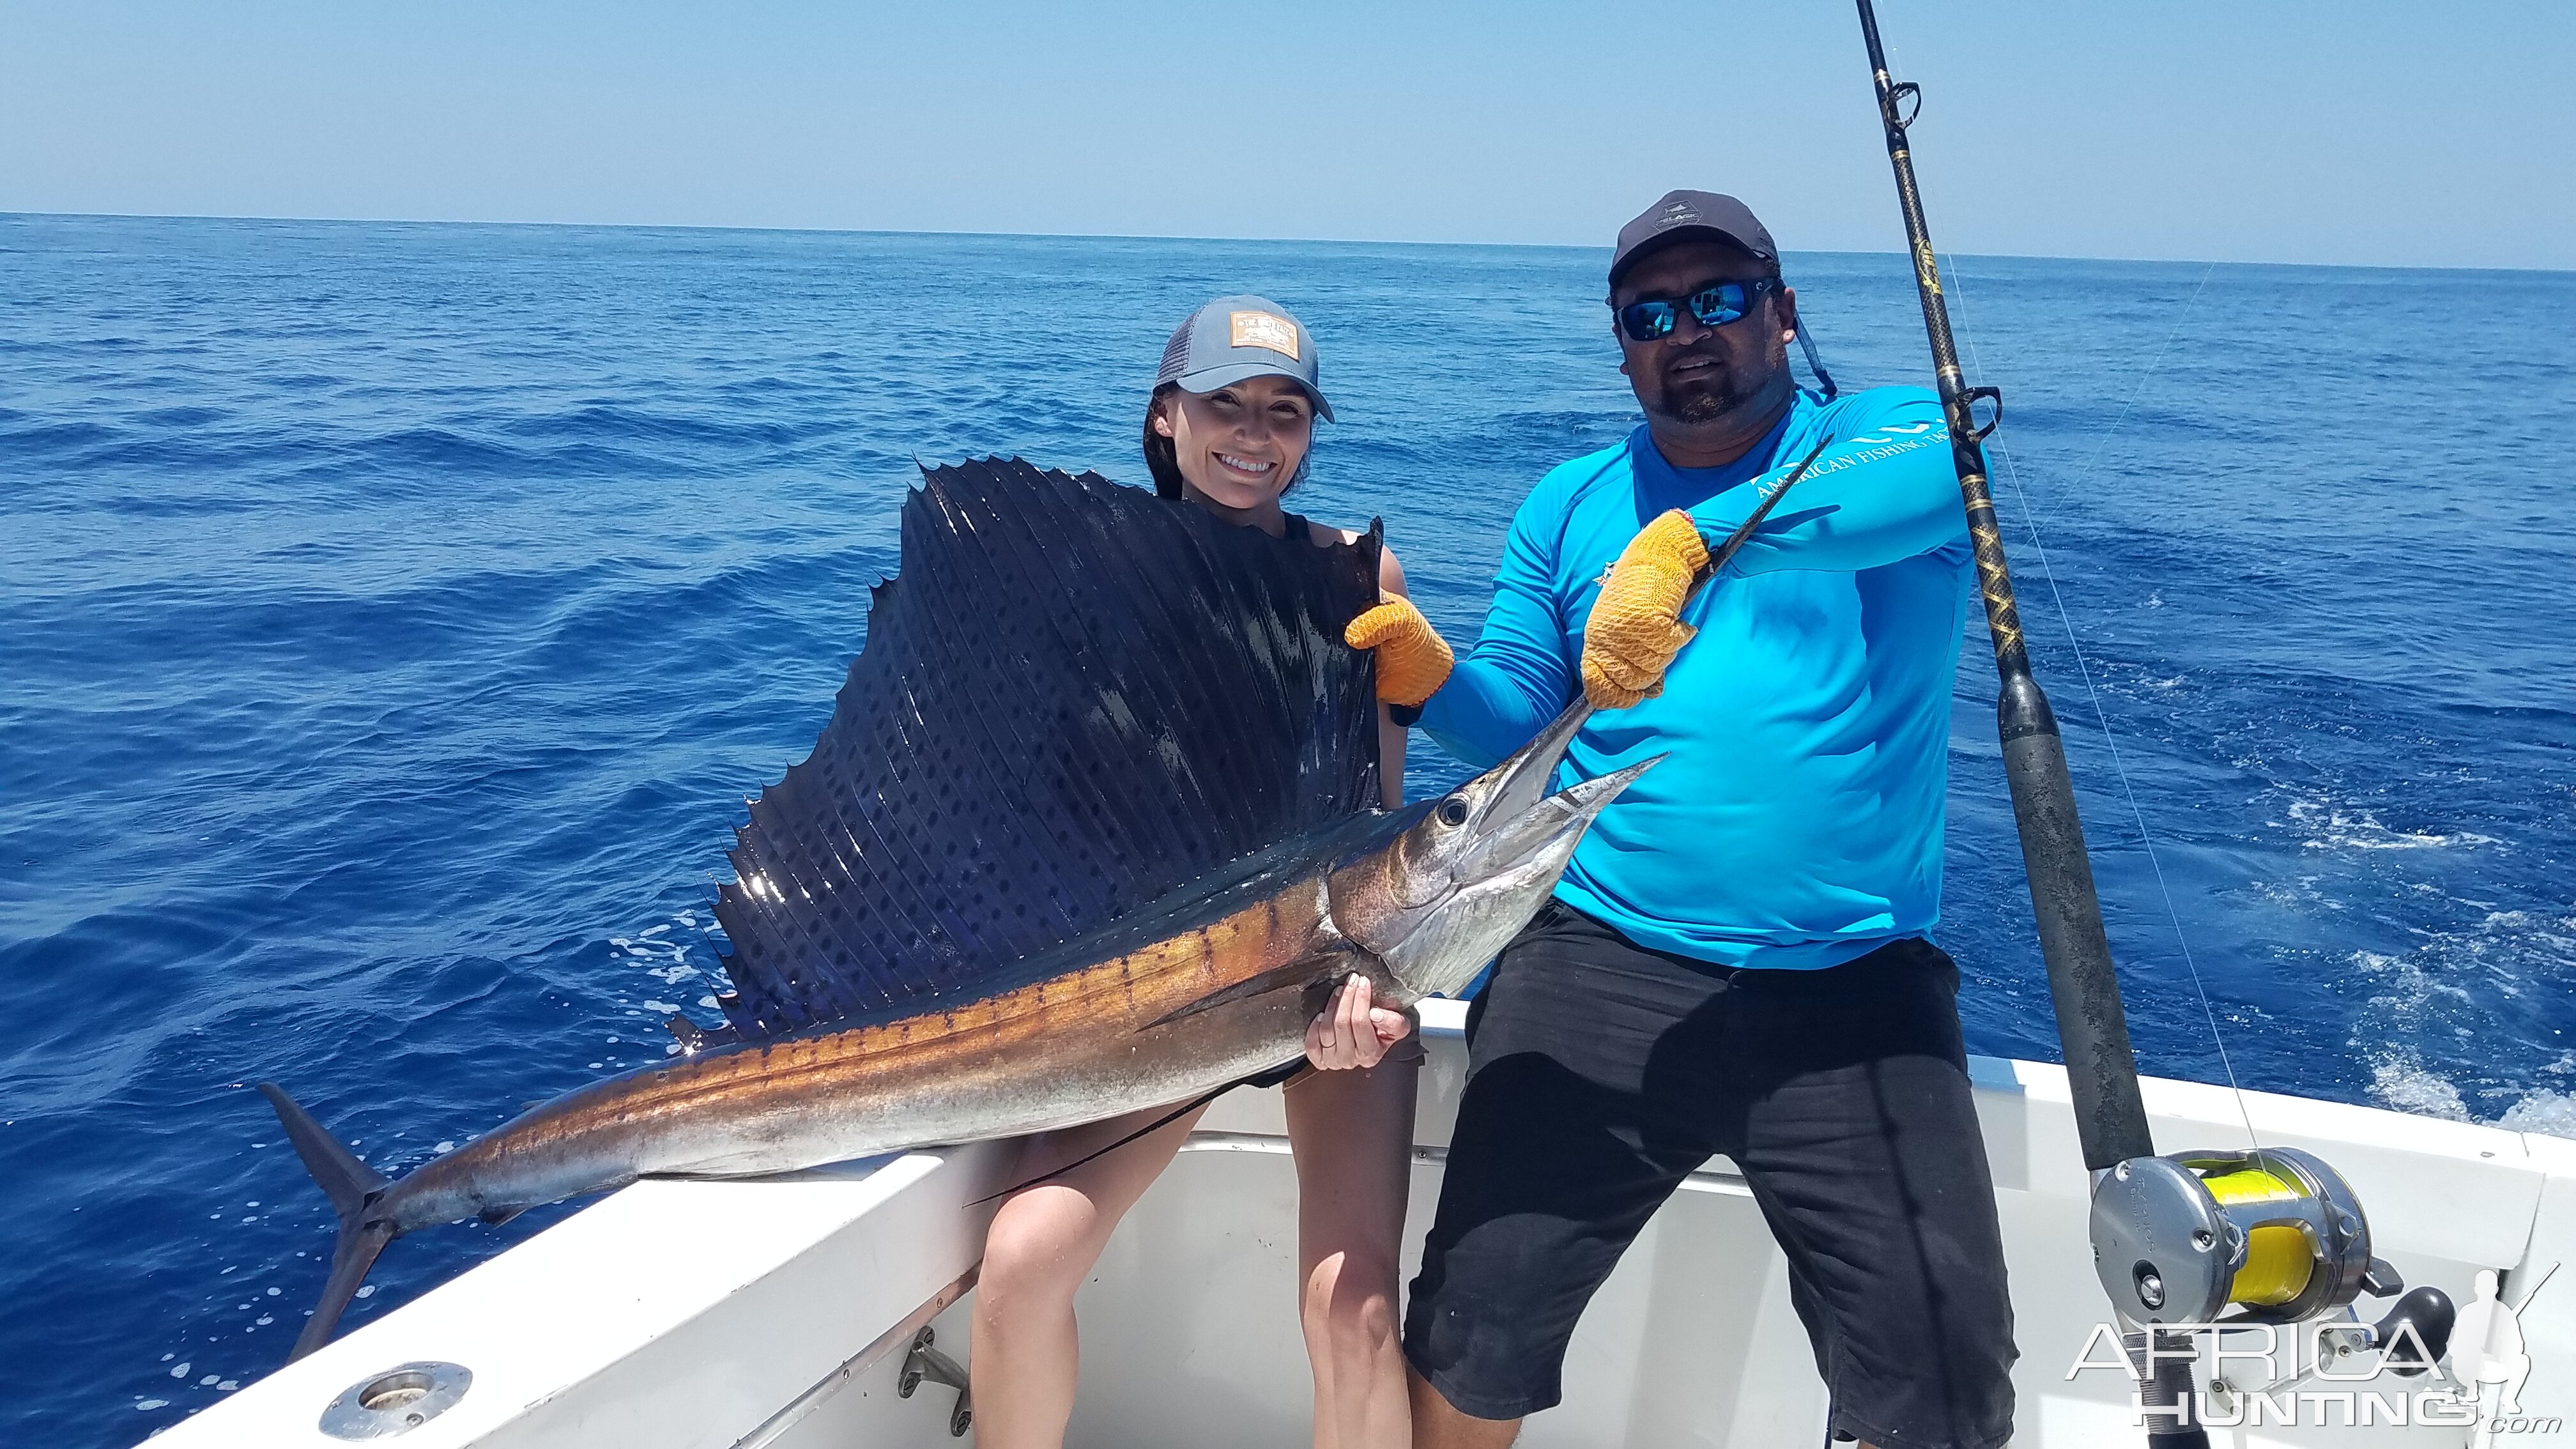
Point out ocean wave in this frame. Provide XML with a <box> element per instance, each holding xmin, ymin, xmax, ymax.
<box><xmin>2369</xmin><ymin>1054</ymin><xmax>2576</xmax><ymax>1143</ymax></box>
<box><xmin>2368</xmin><ymin>1055</ymin><xmax>2473</xmax><ymax>1121</ymax></box>
<box><xmin>2288</xmin><ymin>796</ymin><xmax>2501</xmax><ymax>852</ymax></box>
<box><xmin>493</xmin><ymin>401</ymin><xmax>821</xmax><ymax>452</ymax></box>
<box><xmin>2501</xmin><ymin>1089</ymin><xmax>2576</xmax><ymax>1140</ymax></box>
<box><xmin>1</xmin><ymin>418</ymin><xmax>122</xmax><ymax>456</ymax></box>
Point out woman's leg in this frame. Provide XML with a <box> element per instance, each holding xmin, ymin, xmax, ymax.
<box><xmin>1284</xmin><ymin>1054</ymin><xmax>1421</xmax><ymax>1449</ymax></box>
<box><xmin>970</xmin><ymin>1099</ymin><xmax>1212</xmax><ymax>1449</ymax></box>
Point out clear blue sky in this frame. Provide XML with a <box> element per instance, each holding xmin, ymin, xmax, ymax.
<box><xmin>3</xmin><ymin>1</ymin><xmax>2566</xmax><ymax>270</ymax></box>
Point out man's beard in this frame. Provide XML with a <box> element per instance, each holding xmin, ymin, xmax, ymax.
<box><xmin>1647</xmin><ymin>367</ymin><xmax>1750</xmax><ymax>425</ymax></box>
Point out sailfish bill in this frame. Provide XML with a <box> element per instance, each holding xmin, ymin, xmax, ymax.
<box><xmin>259</xmin><ymin>459</ymin><xmax>1647</xmax><ymax>1361</ymax></box>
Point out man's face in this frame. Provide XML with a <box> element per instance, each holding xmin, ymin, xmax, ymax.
<box><xmin>1611</xmin><ymin>240</ymin><xmax>1796</xmax><ymax>431</ymax></box>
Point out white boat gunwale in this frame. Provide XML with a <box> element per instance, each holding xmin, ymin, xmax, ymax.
<box><xmin>148</xmin><ymin>1000</ymin><xmax>2576</xmax><ymax>1448</ymax></box>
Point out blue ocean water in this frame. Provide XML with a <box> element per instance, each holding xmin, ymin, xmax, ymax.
<box><xmin>1</xmin><ymin>213</ymin><xmax>2570</xmax><ymax>1445</ymax></box>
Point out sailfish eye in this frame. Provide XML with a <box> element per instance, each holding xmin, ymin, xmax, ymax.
<box><xmin>1437</xmin><ymin>796</ymin><xmax>1471</xmax><ymax>827</ymax></box>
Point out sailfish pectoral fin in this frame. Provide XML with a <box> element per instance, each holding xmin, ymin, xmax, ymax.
<box><xmin>1138</xmin><ymin>953</ymin><xmax>1347</xmax><ymax>1032</ymax></box>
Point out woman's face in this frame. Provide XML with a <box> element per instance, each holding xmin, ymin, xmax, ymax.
<box><xmin>1152</xmin><ymin>374</ymin><xmax>1315</xmax><ymax>510</ymax></box>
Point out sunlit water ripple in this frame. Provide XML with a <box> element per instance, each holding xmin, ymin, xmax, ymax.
<box><xmin>3</xmin><ymin>214</ymin><xmax>2570</xmax><ymax>1444</ymax></box>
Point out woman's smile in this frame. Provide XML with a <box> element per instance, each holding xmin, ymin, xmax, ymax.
<box><xmin>1149</xmin><ymin>372</ymin><xmax>1316</xmax><ymax>521</ymax></box>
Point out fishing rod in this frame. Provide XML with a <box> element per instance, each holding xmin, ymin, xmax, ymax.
<box><xmin>1853</xmin><ymin>0</ymin><xmax>2147</xmax><ymax>1176</ymax></box>
<box><xmin>1849</xmin><ymin>4</ymin><xmax>2450</xmax><ymax>1443</ymax></box>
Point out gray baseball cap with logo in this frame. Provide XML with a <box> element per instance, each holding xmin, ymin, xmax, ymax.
<box><xmin>1154</xmin><ymin>295</ymin><xmax>1335</xmax><ymax>422</ymax></box>
<box><xmin>1609</xmin><ymin>190</ymin><xmax>1778</xmax><ymax>289</ymax></box>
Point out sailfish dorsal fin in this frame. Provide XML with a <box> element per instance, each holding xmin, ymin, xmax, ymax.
<box><xmin>707</xmin><ymin>457</ymin><xmax>1383</xmax><ymax>1039</ymax></box>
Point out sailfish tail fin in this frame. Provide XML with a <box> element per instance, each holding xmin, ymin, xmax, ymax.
<box><xmin>257</xmin><ymin>1083</ymin><xmax>396</xmax><ymax>1361</ymax></box>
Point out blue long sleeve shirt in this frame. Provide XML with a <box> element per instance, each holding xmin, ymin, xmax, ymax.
<box><xmin>1418</xmin><ymin>385</ymin><xmax>1972</xmax><ymax>970</ymax></box>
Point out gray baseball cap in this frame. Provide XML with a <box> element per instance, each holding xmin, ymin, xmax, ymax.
<box><xmin>1609</xmin><ymin>190</ymin><xmax>1778</xmax><ymax>289</ymax></box>
<box><xmin>1154</xmin><ymin>295</ymin><xmax>1335</xmax><ymax>422</ymax></box>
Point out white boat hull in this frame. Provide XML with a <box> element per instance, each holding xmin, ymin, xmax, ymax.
<box><xmin>152</xmin><ymin>1000</ymin><xmax>2576</xmax><ymax>1447</ymax></box>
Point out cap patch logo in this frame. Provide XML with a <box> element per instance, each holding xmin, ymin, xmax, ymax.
<box><xmin>1229</xmin><ymin>310</ymin><xmax>1300</xmax><ymax>360</ymax></box>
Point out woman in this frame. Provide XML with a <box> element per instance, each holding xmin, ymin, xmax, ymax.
<box><xmin>968</xmin><ymin>295</ymin><xmax>1455</xmax><ymax>1449</ymax></box>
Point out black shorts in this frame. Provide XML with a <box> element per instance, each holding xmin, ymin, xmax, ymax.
<box><xmin>1402</xmin><ymin>903</ymin><xmax>2016</xmax><ymax>1449</ymax></box>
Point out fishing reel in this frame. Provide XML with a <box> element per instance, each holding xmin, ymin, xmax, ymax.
<box><xmin>2092</xmin><ymin>1146</ymin><xmax>2394</xmax><ymax>1326</ymax></box>
<box><xmin>2094</xmin><ymin>1146</ymin><xmax>2455</xmax><ymax>1360</ymax></box>
<box><xmin>2092</xmin><ymin>1146</ymin><xmax>2460</xmax><ymax>1442</ymax></box>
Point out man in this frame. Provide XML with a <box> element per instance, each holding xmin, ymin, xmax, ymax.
<box><xmin>1347</xmin><ymin>191</ymin><xmax>2016</xmax><ymax>1449</ymax></box>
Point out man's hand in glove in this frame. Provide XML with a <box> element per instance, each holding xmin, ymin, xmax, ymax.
<box><xmin>1581</xmin><ymin>509</ymin><xmax>1710</xmax><ymax>709</ymax></box>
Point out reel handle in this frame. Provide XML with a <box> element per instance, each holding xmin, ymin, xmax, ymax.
<box><xmin>2370</xmin><ymin>1285</ymin><xmax>2457</xmax><ymax>1376</ymax></box>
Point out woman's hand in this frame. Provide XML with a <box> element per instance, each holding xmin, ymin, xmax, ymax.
<box><xmin>1303</xmin><ymin>974</ymin><xmax>1414</xmax><ymax>1071</ymax></box>
<box><xmin>1346</xmin><ymin>596</ymin><xmax>1453</xmax><ymax>708</ymax></box>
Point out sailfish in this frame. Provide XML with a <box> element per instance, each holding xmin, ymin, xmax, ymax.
<box><xmin>257</xmin><ymin>457</ymin><xmax>1646</xmax><ymax>1361</ymax></box>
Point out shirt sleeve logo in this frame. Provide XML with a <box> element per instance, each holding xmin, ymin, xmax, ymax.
<box><xmin>1229</xmin><ymin>310</ymin><xmax>1301</xmax><ymax>360</ymax></box>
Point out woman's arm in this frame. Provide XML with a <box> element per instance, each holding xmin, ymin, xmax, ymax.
<box><xmin>1305</xmin><ymin>534</ymin><xmax>1418</xmax><ymax>1070</ymax></box>
<box><xmin>1373</xmin><ymin>545</ymin><xmax>1411</xmax><ymax>809</ymax></box>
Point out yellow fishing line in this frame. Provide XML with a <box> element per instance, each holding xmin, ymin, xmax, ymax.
<box><xmin>2205</xmin><ymin>1169</ymin><xmax>2315</xmax><ymax>1305</ymax></box>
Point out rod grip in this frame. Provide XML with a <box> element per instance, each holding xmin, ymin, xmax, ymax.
<box><xmin>1999</xmin><ymin>673</ymin><xmax>2154</xmax><ymax>1170</ymax></box>
<box><xmin>2139</xmin><ymin>1330</ymin><xmax>2211</xmax><ymax>1447</ymax></box>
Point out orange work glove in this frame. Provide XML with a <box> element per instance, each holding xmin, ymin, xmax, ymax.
<box><xmin>1345</xmin><ymin>595</ymin><xmax>1454</xmax><ymax>708</ymax></box>
<box><xmin>1581</xmin><ymin>509</ymin><xmax>1710</xmax><ymax>709</ymax></box>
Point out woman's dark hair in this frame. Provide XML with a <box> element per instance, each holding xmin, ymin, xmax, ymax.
<box><xmin>1142</xmin><ymin>382</ymin><xmax>1187</xmax><ymax>499</ymax></box>
<box><xmin>1140</xmin><ymin>381</ymin><xmax>1315</xmax><ymax>500</ymax></box>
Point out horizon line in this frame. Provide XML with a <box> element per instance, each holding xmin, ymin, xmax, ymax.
<box><xmin>5</xmin><ymin>207</ymin><xmax>2570</xmax><ymax>279</ymax></box>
